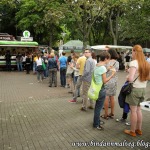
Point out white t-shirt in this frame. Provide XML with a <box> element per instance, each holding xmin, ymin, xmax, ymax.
<box><xmin>36</xmin><ymin>58</ymin><xmax>42</xmax><ymax>66</ymax></box>
<box><xmin>147</xmin><ymin>58</ymin><xmax>150</xmax><ymax>63</ymax></box>
<box><xmin>130</xmin><ymin>60</ymin><xmax>147</xmax><ymax>88</ymax></box>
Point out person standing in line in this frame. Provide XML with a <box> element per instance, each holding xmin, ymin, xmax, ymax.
<box><xmin>93</xmin><ymin>51</ymin><xmax>116</xmax><ymax>130</ymax></box>
<box><xmin>101</xmin><ymin>49</ymin><xmax>119</xmax><ymax>119</ymax></box>
<box><xmin>124</xmin><ymin>45</ymin><xmax>150</xmax><ymax>137</ymax></box>
<box><xmin>146</xmin><ymin>54</ymin><xmax>150</xmax><ymax>63</ymax></box>
<box><xmin>66</xmin><ymin>50</ymin><xmax>75</xmax><ymax>89</ymax></box>
<box><xmin>48</xmin><ymin>53</ymin><xmax>58</xmax><ymax>87</ymax></box>
<box><xmin>42</xmin><ymin>53</ymin><xmax>49</xmax><ymax>78</ymax></box>
<box><xmin>58</xmin><ymin>51</ymin><xmax>67</xmax><ymax>87</ymax></box>
<box><xmin>125</xmin><ymin>53</ymin><xmax>131</xmax><ymax>71</ymax></box>
<box><xmin>5</xmin><ymin>50</ymin><xmax>11</xmax><ymax>71</ymax></box>
<box><xmin>25</xmin><ymin>54</ymin><xmax>31</xmax><ymax>74</ymax></box>
<box><xmin>92</xmin><ymin>52</ymin><xmax>97</xmax><ymax>65</ymax></box>
<box><xmin>36</xmin><ymin>54</ymin><xmax>44</xmax><ymax>82</ymax></box>
<box><xmin>33</xmin><ymin>53</ymin><xmax>38</xmax><ymax>74</ymax></box>
<box><xmin>69</xmin><ymin>55</ymin><xmax>80</xmax><ymax>100</ymax></box>
<box><xmin>22</xmin><ymin>53</ymin><xmax>27</xmax><ymax>71</ymax></box>
<box><xmin>16</xmin><ymin>52</ymin><xmax>23</xmax><ymax>71</ymax></box>
<box><xmin>81</xmin><ymin>49</ymin><xmax>96</xmax><ymax>111</ymax></box>
<box><xmin>68</xmin><ymin>53</ymin><xmax>86</xmax><ymax>103</ymax></box>
<box><xmin>105</xmin><ymin>46</ymin><xmax>110</xmax><ymax>51</ymax></box>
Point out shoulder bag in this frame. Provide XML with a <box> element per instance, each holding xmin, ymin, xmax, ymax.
<box><xmin>88</xmin><ymin>73</ymin><xmax>103</xmax><ymax>101</ymax></box>
<box><xmin>121</xmin><ymin>76</ymin><xmax>139</xmax><ymax>95</ymax></box>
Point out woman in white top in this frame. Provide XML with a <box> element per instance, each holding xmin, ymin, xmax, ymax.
<box><xmin>36</xmin><ymin>54</ymin><xmax>44</xmax><ymax>82</ymax></box>
<box><xmin>124</xmin><ymin>45</ymin><xmax>150</xmax><ymax>137</ymax></box>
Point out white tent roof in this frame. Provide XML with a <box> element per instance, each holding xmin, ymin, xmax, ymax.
<box><xmin>91</xmin><ymin>45</ymin><xmax>133</xmax><ymax>50</ymax></box>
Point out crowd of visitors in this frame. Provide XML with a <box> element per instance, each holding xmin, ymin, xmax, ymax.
<box><xmin>3</xmin><ymin>45</ymin><xmax>150</xmax><ymax>137</ymax></box>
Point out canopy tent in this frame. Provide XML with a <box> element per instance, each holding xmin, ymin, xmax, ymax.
<box><xmin>0</xmin><ymin>40</ymin><xmax>38</xmax><ymax>47</ymax></box>
<box><xmin>91</xmin><ymin>45</ymin><xmax>133</xmax><ymax>50</ymax></box>
<box><xmin>62</xmin><ymin>40</ymin><xmax>83</xmax><ymax>51</ymax></box>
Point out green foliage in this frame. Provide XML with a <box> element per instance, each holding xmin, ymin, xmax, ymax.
<box><xmin>119</xmin><ymin>0</ymin><xmax>150</xmax><ymax>44</ymax></box>
<box><xmin>0</xmin><ymin>0</ymin><xmax>150</xmax><ymax>47</ymax></box>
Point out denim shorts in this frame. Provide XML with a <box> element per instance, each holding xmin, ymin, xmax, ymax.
<box><xmin>125</xmin><ymin>88</ymin><xmax>145</xmax><ymax>106</ymax></box>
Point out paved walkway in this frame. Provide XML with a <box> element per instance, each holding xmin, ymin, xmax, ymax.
<box><xmin>0</xmin><ymin>71</ymin><xmax>150</xmax><ymax>150</ymax></box>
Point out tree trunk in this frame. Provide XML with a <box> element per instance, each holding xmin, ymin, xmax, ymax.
<box><xmin>109</xmin><ymin>9</ymin><xmax>120</xmax><ymax>45</ymax></box>
<box><xmin>49</xmin><ymin>33</ymin><xmax>53</xmax><ymax>47</ymax></box>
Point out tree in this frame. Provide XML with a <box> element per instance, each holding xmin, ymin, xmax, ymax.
<box><xmin>119</xmin><ymin>0</ymin><xmax>150</xmax><ymax>45</ymax></box>
<box><xmin>62</xmin><ymin>0</ymin><xmax>110</xmax><ymax>48</ymax></box>
<box><xmin>0</xmin><ymin>0</ymin><xmax>20</xmax><ymax>35</ymax></box>
<box><xmin>16</xmin><ymin>0</ymin><xmax>64</xmax><ymax>46</ymax></box>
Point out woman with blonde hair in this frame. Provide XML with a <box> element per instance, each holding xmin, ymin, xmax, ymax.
<box><xmin>124</xmin><ymin>45</ymin><xmax>150</xmax><ymax>137</ymax></box>
<box><xmin>36</xmin><ymin>53</ymin><xmax>44</xmax><ymax>82</ymax></box>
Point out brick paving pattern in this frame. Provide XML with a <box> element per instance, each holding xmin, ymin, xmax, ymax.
<box><xmin>0</xmin><ymin>71</ymin><xmax>150</xmax><ymax>150</ymax></box>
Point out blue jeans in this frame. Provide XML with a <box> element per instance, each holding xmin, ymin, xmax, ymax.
<box><xmin>93</xmin><ymin>86</ymin><xmax>106</xmax><ymax>127</ymax></box>
<box><xmin>60</xmin><ymin>67</ymin><xmax>66</xmax><ymax>86</ymax></box>
<box><xmin>73</xmin><ymin>76</ymin><xmax>80</xmax><ymax>96</ymax></box>
<box><xmin>17</xmin><ymin>62</ymin><xmax>23</xmax><ymax>71</ymax></box>
<box><xmin>33</xmin><ymin>62</ymin><xmax>37</xmax><ymax>73</ymax></box>
<box><xmin>73</xmin><ymin>76</ymin><xmax>82</xmax><ymax>100</ymax></box>
<box><xmin>37</xmin><ymin>71</ymin><xmax>44</xmax><ymax>81</ymax></box>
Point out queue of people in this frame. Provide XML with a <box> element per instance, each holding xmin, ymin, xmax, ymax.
<box><xmin>3</xmin><ymin>45</ymin><xmax>150</xmax><ymax>137</ymax></box>
<box><xmin>64</xmin><ymin>46</ymin><xmax>150</xmax><ymax>137</ymax></box>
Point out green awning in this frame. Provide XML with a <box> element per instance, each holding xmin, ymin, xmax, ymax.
<box><xmin>0</xmin><ymin>40</ymin><xmax>38</xmax><ymax>47</ymax></box>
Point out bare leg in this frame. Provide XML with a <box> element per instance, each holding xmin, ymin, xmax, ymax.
<box><xmin>104</xmin><ymin>96</ymin><xmax>109</xmax><ymax>117</ymax></box>
<box><xmin>110</xmin><ymin>96</ymin><xmax>115</xmax><ymax>115</ymax></box>
<box><xmin>136</xmin><ymin>106</ymin><xmax>142</xmax><ymax>130</ymax></box>
<box><xmin>130</xmin><ymin>106</ymin><xmax>137</xmax><ymax>132</ymax></box>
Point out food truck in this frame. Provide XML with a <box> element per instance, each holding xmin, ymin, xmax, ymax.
<box><xmin>0</xmin><ymin>33</ymin><xmax>38</xmax><ymax>70</ymax></box>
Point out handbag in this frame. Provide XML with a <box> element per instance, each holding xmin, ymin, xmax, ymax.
<box><xmin>42</xmin><ymin>62</ymin><xmax>46</xmax><ymax>70</ymax></box>
<box><xmin>121</xmin><ymin>76</ymin><xmax>139</xmax><ymax>95</ymax></box>
<box><xmin>88</xmin><ymin>73</ymin><xmax>103</xmax><ymax>101</ymax></box>
<box><xmin>118</xmin><ymin>76</ymin><xmax>139</xmax><ymax>108</ymax></box>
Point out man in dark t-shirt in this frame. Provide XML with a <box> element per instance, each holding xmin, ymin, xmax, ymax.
<box><xmin>5</xmin><ymin>51</ymin><xmax>11</xmax><ymax>71</ymax></box>
<box><xmin>125</xmin><ymin>54</ymin><xmax>130</xmax><ymax>70</ymax></box>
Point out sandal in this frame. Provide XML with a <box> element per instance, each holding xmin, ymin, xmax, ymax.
<box><xmin>101</xmin><ymin>115</ymin><xmax>109</xmax><ymax>120</ymax></box>
<box><xmin>108</xmin><ymin>113</ymin><xmax>114</xmax><ymax>119</ymax></box>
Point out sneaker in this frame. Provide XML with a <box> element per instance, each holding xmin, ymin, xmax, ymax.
<box><xmin>100</xmin><ymin>121</ymin><xmax>105</xmax><ymax>125</ymax></box>
<box><xmin>68</xmin><ymin>100</ymin><xmax>76</xmax><ymax>103</ymax></box>
<box><xmin>125</xmin><ymin>122</ymin><xmax>131</xmax><ymax>126</ymax></box>
<box><xmin>94</xmin><ymin>125</ymin><xmax>104</xmax><ymax>130</ymax></box>
<box><xmin>65</xmin><ymin>85</ymin><xmax>70</xmax><ymax>88</ymax></box>
<box><xmin>80</xmin><ymin>107</ymin><xmax>87</xmax><ymax>111</ymax></box>
<box><xmin>116</xmin><ymin>118</ymin><xmax>126</xmax><ymax>122</ymax></box>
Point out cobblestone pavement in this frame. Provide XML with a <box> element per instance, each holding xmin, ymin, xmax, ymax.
<box><xmin>0</xmin><ymin>71</ymin><xmax>150</xmax><ymax>150</ymax></box>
